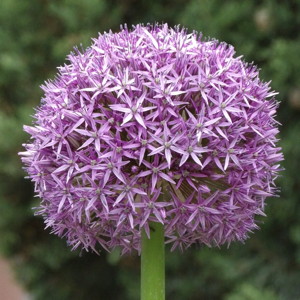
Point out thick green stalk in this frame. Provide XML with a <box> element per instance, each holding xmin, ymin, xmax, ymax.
<box><xmin>141</xmin><ymin>222</ymin><xmax>165</xmax><ymax>300</ymax></box>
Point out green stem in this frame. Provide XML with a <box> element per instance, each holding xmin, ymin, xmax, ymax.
<box><xmin>141</xmin><ymin>222</ymin><xmax>165</xmax><ymax>300</ymax></box>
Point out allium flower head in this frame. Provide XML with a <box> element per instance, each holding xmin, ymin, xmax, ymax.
<box><xmin>20</xmin><ymin>24</ymin><xmax>283</xmax><ymax>254</ymax></box>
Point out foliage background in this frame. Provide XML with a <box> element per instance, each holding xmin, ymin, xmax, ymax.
<box><xmin>0</xmin><ymin>0</ymin><xmax>299</xmax><ymax>299</ymax></box>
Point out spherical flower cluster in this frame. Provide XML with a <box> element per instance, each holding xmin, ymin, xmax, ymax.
<box><xmin>20</xmin><ymin>24</ymin><xmax>283</xmax><ymax>254</ymax></box>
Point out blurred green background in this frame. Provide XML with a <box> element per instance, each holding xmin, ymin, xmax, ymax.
<box><xmin>0</xmin><ymin>0</ymin><xmax>299</xmax><ymax>299</ymax></box>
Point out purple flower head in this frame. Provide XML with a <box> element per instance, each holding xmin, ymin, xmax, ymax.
<box><xmin>20</xmin><ymin>24</ymin><xmax>283</xmax><ymax>254</ymax></box>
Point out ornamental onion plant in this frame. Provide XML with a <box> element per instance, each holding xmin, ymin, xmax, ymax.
<box><xmin>20</xmin><ymin>24</ymin><xmax>283</xmax><ymax>300</ymax></box>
